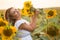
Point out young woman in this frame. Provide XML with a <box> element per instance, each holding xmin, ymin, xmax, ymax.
<box><xmin>5</xmin><ymin>7</ymin><xmax>38</xmax><ymax>40</ymax></box>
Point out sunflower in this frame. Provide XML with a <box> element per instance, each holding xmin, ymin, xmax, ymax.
<box><xmin>21</xmin><ymin>9</ymin><xmax>29</xmax><ymax>16</ymax></box>
<box><xmin>24</xmin><ymin>1</ymin><xmax>32</xmax><ymax>10</ymax></box>
<box><xmin>21</xmin><ymin>1</ymin><xmax>35</xmax><ymax>17</ymax></box>
<box><xmin>21</xmin><ymin>8</ymin><xmax>34</xmax><ymax>17</ymax></box>
<box><xmin>44</xmin><ymin>9</ymin><xmax>57</xmax><ymax>19</ymax></box>
<box><xmin>46</xmin><ymin>23</ymin><xmax>59</xmax><ymax>37</ymax></box>
<box><xmin>0</xmin><ymin>18</ymin><xmax>8</xmax><ymax>27</ymax></box>
<box><xmin>1</xmin><ymin>26</ymin><xmax>17</xmax><ymax>40</ymax></box>
<box><xmin>0</xmin><ymin>27</ymin><xmax>4</xmax><ymax>34</ymax></box>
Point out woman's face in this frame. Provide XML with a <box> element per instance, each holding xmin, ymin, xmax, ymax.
<box><xmin>9</xmin><ymin>8</ymin><xmax>20</xmax><ymax>19</ymax></box>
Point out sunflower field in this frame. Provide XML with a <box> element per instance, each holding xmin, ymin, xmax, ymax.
<box><xmin>0</xmin><ymin>1</ymin><xmax>60</xmax><ymax>40</ymax></box>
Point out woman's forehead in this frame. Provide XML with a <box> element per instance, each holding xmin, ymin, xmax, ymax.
<box><xmin>10</xmin><ymin>8</ymin><xmax>16</xmax><ymax>12</ymax></box>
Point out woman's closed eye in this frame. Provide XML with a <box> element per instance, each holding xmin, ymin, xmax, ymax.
<box><xmin>11</xmin><ymin>11</ymin><xmax>17</xmax><ymax>14</ymax></box>
<box><xmin>10</xmin><ymin>8</ymin><xmax>19</xmax><ymax>14</ymax></box>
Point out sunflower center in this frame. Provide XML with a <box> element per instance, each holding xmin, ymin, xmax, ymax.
<box><xmin>48</xmin><ymin>10</ymin><xmax>54</xmax><ymax>17</ymax></box>
<box><xmin>3</xmin><ymin>29</ymin><xmax>13</xmax><ymax>37</ymax></box>
<box><xmin>0</xmin><ymin>21</ymin><xmax>6</xmax><ymax>26</ymax></box>
<box><xmin>47</xmin><ymin>25</ymin><xmax>59</xmax><ymax>37</ymax></box>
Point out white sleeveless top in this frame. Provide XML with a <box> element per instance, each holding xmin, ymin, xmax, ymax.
<box><xmin>14</xmin><ymin>19</ymin><xmax>30</xmax><ymax>38</ymax></box>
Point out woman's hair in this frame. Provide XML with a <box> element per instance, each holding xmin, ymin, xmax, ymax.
<box><xmin>5</xmin><ymin>7</ymin><xmax>12</xmax><ymax>20</ymax></box>
<box><xmin>5</xmin><ymin>7</ymin><xmax>16</xmax><ymax>25</ymax></box>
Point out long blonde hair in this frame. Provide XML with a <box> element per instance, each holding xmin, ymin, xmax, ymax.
<box><xmin>5</xmin><ymin>7</ymin><xmax>16</xmax><ymax>25</ymax></box>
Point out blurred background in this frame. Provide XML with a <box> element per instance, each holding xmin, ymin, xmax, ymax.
<box><xmin>0</xmin><ymin>0</ymin><xmax>60</xmax><ymax>40</ymax></box>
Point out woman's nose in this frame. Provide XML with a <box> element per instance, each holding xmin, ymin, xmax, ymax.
<box><xmin>15</xmin><ymin>12</ymin><xmax>18</xmax><ymax>15</ymax></box>
<box><xmin>15</xmin><ymin>12</ymin><xmax>17</xmax><ymax>14</ymax></box>
<box><xmin>13</xmin><ymin>12</ymin><xmax>18</xmax><ymax>16</ymax></box>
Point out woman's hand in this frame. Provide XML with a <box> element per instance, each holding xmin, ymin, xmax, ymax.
<box><xmin>32</xmin><ymin>9</ymin><xmax>39</xmax><ymax>18</ymax></box>
<box><xmin>31</xmin><ymin>9</ymin><xmax>39</xmax><ymax>21</ymax></box>
<box><xmin>34</xmin><ymin>9</ymin><xmax>39</xmax><ymax>16</ymax></box>
<box><xmin>29</xmin><ymin>9</ymin><xmax>39</xmax><ymax>31</ymax></box>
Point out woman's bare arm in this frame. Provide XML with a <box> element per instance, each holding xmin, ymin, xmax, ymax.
<box><xmin>19</xmin><ymin>10</ymin><xmax>39</xmax><ymax>32</ymax></box>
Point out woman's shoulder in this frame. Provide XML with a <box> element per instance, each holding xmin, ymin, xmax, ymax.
<box><xmin>14</xmin><ymin>19</ymin><xmax>30</xmax><ymax>29</ymax></box>
<box><xmin>20</xmin><ymin>19</ymin><xmax>30</xmax><ymax>24</ymax></box>
<box><xmin>15</xmin><ymin>19</ymin><xmax>29</xmax><ymax>24</ymax></box>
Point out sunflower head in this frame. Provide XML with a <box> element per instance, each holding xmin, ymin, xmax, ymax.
<box><xmin>21</xmin><ymin>9</ymin><xmax>29</xmax><ymax>16</ymax></box>
<box><xmin>46</xmin><ymin>23</ymin><xmax>59</xmax><ymax>37</ymax></box>
<box><xmin>0</xmin><ymin>18</ymin><xmax>8</xmax><ymax>27</ymax></box>
<box><xmin>21</xmin><ymin>1</ymin><xmax>35</xmax><ymax>17</ymax></box>
<box><xmin>24</xmin><ymin>1</ymin><xmax>32</xmax><ymax>9</ymax></box>
<box><xmin>2</xmin><ymin>26</ymin><xmax>17</xmax><ymax>37</ymax></box>
<box><xmin>3</xmin><ymin>28</ymin><xmax>13</xmax><ymax>37</ymax></box>
<box><xmin>47</xmin><ymin>10</ymin><xmax>54</xmax><ymax>17</ymax></box>
<box><xmin>21</xmin><ymin>8</ymin><xmax>34</xmax><ymax>17</ymax></box>
<box><xmin>44</xmin><ymin>9</ymin><xmax>57</xmax><ymax>19</ymax></box>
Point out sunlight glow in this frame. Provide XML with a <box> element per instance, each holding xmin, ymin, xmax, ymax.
<box><xmin>0</xmin><ymin>0</ymin><xmax>60</xmax><ymax>9</ymax></box>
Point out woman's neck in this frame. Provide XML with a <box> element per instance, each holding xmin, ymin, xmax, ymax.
<box><xmin>15</xmin><ymin>17</ymin><xmax>21</xmax><ymax>22</ymax></box>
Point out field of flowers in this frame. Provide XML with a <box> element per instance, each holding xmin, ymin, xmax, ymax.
<box><xmin>22</xmin><ymin>7</ymin><xmax>60</xmax><ymax>40</ymax></box>
<box><xmin>0</xmin><ymin>1</ymin><xmax>60</xmax><ymax>40</ymax></box>
<box><xmin>0</xmin><ymin>7</ymin><xmax>60</xmax><ymax>40</ymax></box>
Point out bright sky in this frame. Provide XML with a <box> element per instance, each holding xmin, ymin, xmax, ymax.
<box><xmin>0</xmin><ymin>0</ymin><xmax>60</xmax><ymax>9</ymax></box>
